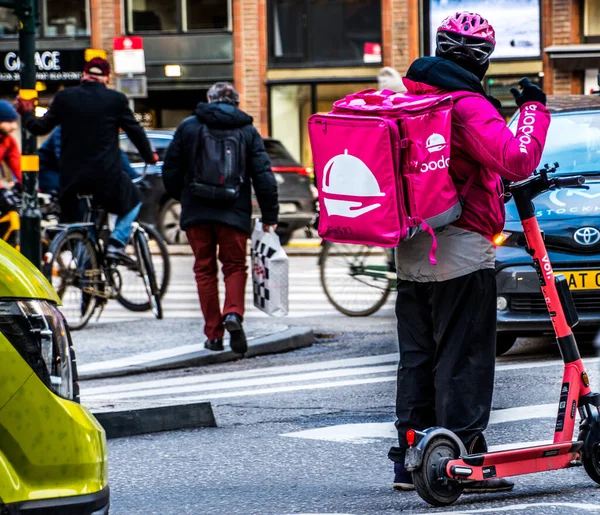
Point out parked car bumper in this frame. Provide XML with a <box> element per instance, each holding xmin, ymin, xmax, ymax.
<box><xmin>496</xmin><ymin>253</ymin><xmax>600</xmax><ymax>334</ymax></box>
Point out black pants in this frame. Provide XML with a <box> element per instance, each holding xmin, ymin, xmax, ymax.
<box><xmin>389</xmin><ymin>269</ymin><xmax>497</xmax><ymax>463</ymax></box>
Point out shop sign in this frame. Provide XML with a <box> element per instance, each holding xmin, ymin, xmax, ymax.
<box><xmin>363</xmin><ymin>42</ymin><xmax>382</xmax><ymax>64</ymax></box>
<box><xmin>0</xmin><ymin>49</ymin><xmax>85</xmax><ymax>82</ymax></box>
<box><xmin>113</xmin><ymin>37</ymin><xmax>146</xmax><ymax>75</ymax></box>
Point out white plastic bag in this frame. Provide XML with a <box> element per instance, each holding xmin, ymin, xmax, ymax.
<box><xmin>251</xmin><ymin>221</ymin><xmax>289</xmax><ymax>317</ymax></box>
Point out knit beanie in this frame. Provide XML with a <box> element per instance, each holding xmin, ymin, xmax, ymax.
<box><xmin>0</xmin><ymin>100</ymin><xmax>18</xmax><ymax>122</ymax></box>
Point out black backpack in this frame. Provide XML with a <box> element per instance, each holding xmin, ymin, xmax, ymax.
<box><xmin>190</xmin><ymin>124</ymin><xmax>247</xmax><ymax>201</ymax></box>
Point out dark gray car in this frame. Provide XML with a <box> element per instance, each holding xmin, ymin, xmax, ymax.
<box><xmin>496</xmin><ymin>95</ymin><xmax>600</xmax><ymax>354</ymax></box>
<box><xmin>119</xmin><ymin>130</ymin><xmax>316</xmax><ymax>245</ymax></box>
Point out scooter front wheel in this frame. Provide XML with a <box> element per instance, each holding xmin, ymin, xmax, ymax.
<box><xmin>583</xmin><ymin>414</ymin><xmax>600</xmax><ymax>484</ymax></box>
<box><xmin>412</xmin><ymin>436</ymin><xmax>464</xmax><ymax>507</ymax></box>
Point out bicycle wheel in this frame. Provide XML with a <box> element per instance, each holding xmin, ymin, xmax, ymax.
<box><xmin>43</xmin><ymin>230</ymin><xmax>100</xmax><ymax>330</ymax></box>
<box><xmin>116</xmin><ymin>223</ymin><xmax>170</xmax><ymax>312</ymax></box>
<box><xmin>320</xmin><ymin>241</ymin><xmax>393</xmax><ymax>316</ymax></box>
<box><xmin>134</xmin><ymin>226</ymin><xmax>163</xmax><ymax>319</ymax></box>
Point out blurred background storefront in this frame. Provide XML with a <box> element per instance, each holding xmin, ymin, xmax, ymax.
<box><xmin>0</xmin><ymin>0</ymin><xmax>593</xmax><ymax>166</ymax></box>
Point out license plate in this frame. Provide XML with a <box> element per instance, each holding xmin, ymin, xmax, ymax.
<box><xmin>557</xmin><ymin>270</ymin><xmax>600</xmax><ymax>290</ymax></box>
<box><xmin>280</xmin><ymin>203</ymin><xmax>297</xmax><ymax>214</ymax></box>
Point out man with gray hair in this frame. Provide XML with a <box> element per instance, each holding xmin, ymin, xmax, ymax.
<box><xmin>163</xmin><ymin>82</ymin><xmax>278</xmax><ymax>354</ymax></box>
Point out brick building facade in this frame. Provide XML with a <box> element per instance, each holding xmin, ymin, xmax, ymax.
<box><xmin>0</xmin><ymin>0</ymin><xmax>592</xmax><ymax>165</ymax></box>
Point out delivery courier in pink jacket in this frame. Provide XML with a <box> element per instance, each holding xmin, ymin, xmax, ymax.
<box><xmin>390</xmin><ymin>12</ymin><xmax>551</xmax><ymax>495</ymax></box>
<box><xmin>403</xmin><ymin>70</ymin><xmax>550</xmax><ymax>240</ymax></box>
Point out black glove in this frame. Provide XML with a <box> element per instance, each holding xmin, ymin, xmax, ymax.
<box><xmin>510</xmin><ymin>78</ymin><xmax>546</xmax><ymax>108</ymax></box>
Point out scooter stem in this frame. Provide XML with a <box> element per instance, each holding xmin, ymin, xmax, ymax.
<box><xmin>520</xmin><ymin>215</ymin><xmax>571</xmax><ymax>340</ymax></box>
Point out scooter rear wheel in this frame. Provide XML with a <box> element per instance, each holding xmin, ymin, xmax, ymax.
<box><xmin>583</xmin><ymin>414</ymin><xmax>600</xmax><ymax>484</ymax></box>
<box><xmin>412</xmin><ymin>436</ymin><xmax>464</xmax><ymax>507</ymax></box>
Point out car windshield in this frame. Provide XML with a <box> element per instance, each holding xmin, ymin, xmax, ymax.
<box><xmin>263</xmin><ymin>140</ymin><xmax>300</xmax><ymax>167</ymax></box>
<box><xmin>509</xmin><ymin>110</ymin><xmax>600</xmax><ymax>175</ymax></box>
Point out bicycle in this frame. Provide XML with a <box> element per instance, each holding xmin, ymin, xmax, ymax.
<box><xmin>319</xmin><ymin>241</ymin><xmax>396</xmax><ymax>316</ymax></box>
<box><xmin>43</xmin><ymin>171</ymin><xmax>170</xmax><ymax>330</ymax></box>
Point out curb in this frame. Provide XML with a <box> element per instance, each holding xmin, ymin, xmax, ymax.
<box><xmin>79</xmin><ymin>326</ymin><xmax>315</xmax><ymax>380</ymax></box>
<box><xmin>92</xmin><ymin>402</ymin><xmax>217</xmax><ymax>439</ymax></box>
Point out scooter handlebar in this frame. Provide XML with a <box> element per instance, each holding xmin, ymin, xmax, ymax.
<box><xmin>553</xmin><ymin>175</ymin><xmax>585</xmax><ymax>188</ymax></box>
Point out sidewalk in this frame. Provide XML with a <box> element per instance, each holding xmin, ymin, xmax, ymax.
<box><xmin>74</xmin><ymin>318</ymin><xmax>314</xmax><ymax>380</ymax></box>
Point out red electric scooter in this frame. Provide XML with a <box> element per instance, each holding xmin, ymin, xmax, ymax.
<box><xmin>406</xmin><ymin>163</ymin><xmax>600</xmax><ymax>507</ymax></box>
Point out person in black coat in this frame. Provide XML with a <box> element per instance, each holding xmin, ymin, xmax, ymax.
<box><xmin>162</xmin><ymin>82</ymin><xmax>279</xmax><ymax>354</ymax></box>
<box><xmin>16</xmin><ymin>57</ymin><xmax>158</xmax><ymax>261</ymax></box>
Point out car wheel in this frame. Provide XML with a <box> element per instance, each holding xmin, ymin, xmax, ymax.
<box><xmin>277</xmin><ymin>230</ymin><xmax>292</xmax><ymax>246</ymax></box>
<box><xmin>496</xmin><ymin>333</ymin><xmax>517</xmax><ymax>356</ymax></box>
<box><xmin>158</xmin><ymin>199</ymin><xmax>188</xmax><ymax>245</ymax></box>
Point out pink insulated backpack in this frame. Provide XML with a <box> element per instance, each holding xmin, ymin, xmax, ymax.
<box><xmin>308</xmin><ymin>88</ymin><xmax>475</xmax><ymax>264</ymax></box>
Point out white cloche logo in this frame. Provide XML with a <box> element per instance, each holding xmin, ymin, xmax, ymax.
<box><xmin>322</xmin><ymin>149</ymin><xmax>385</xmax><ymax>219</ymax></box>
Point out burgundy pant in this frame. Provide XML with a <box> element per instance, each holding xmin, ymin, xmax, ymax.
<box><xmin>186</xmin><ymin>224</ymin><xmax>248</xmax><ymax>340</ymax></box>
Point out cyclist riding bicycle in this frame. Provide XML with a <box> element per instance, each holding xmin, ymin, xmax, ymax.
<box><xmin>389</xmin><ymin>12</ymin><xmax>551</xmax><ymax>493</ymax></box>
<box><xmin>16</xmin><ymin>57</ymin><xmax>158</xmax><ymax>262</ymax></box>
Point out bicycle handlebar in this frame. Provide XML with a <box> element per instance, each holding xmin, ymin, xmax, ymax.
<box><xmin>553</xmin><ymin>175</ymin><xmax>585</xmax><ymax>188</ymax></box>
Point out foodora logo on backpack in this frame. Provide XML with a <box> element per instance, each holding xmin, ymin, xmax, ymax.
<box><xmin>421</xmin><ymin>133</ymin><xmax>450</xmax><ymax>172</ymax></box>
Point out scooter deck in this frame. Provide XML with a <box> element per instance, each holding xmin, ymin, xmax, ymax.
<box><xmin>447</xmin><ymin>441</ymin><xmax>583</xmax><ymax>481</ymax></box>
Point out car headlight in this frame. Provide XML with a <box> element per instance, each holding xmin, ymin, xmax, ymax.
<box><xmin>0</xmin><ymin>300</ymin><xmax>75</xmax><ymax>400</ymax></box>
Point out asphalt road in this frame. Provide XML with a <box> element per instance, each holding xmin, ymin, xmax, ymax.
<box><xmin>86</xmin><ymin>310</ymin><xmax>600</xmax><ymax>514</ymax></box>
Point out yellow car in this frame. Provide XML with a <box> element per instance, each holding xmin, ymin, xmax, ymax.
<box><xmin>0</xmin><ymin>239</ymin><xmax>109</xmax><ymax>514</ymax></box>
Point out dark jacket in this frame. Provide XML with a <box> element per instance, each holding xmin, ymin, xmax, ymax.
<box><xmin>162</xmin><ymin>102</ymin><xmax>278</xmax><ymax>235</ymax></box>
<box><xmin>38</xmin><ymin>126</ymin><xmax>139</xmax><ymax>194</ymax></box>
<box><xmin>23</xmin><ymin>81</ymin><xmax>153</xmax><ymax>219</ymax></box>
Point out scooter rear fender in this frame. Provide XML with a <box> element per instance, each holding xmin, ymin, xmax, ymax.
<box><xmin>404</xmin><ymin>427</ymin><xmax>467</xmax><ymax>472</ymax></box>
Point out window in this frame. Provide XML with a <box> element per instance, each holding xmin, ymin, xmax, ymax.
<box><xmin>187</xmin><ymin>0</ymin><xmax>228</xmax><ymax>30</ymax></box>
<box><xmin>44</xmin><ymin>0</ymin><xmax>88</xmax><ymax>37</ymax></box>
<box><xmin>272</xmin><ymin>1</ymin><xmax>305</xmax><ymax>59</ymax></box>
<box><xmin>0</xmin><ymin>8</ymin><xmax>18</xmax><ymax>37</ymax></box>
<box><xmin>129</xmin><ymin>0</ymin><xmax>177</xmax><ymax>32</ymax></box>
<box><xmin>585</xmin><ymin>0</ymin><xmax>600</xmax><ymax>40</ymax></box>
<box><xmin>0</xmin><ymin>1</ymin><xmax>89</xmax><ymax>38</ymax></box>
<box><xmin>269</xmin><ymin>0</ymin><xmax>382</xmax><ymax>67</ymax></box>
<box><xmin>425</xmin><ymin>0</ymin><xmax>541</xmax><ymax>60</ymax></box>
<box><xmin>127</xmin><ymin>0</ymin><xmax>230</xmax><ymax>33</ymax></box>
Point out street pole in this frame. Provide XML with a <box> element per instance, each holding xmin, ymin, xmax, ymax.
<box><xmin>17</xmin><ymin>0</ymin><xmax>41</xmax><ymax>267</ymax></box>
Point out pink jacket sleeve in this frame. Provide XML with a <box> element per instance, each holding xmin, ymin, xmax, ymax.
<box><xmin>453</xmin><ymin>95</ymin><xmax>551</xmax><ymax>182</ymax></box>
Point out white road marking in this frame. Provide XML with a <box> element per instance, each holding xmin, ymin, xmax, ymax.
<box><xmin>281</xmin><ymin>405</ymin><xmax>558</xmax><ymax>444</ymax></box>
<box><xmin>83</xmin><ymin>376</ymin><xmax>394</xmax><ymax>404</ymax></box>
<box><xmin>81</xmin><ymin>350</ymin><xmax>599</xmax><ymax>401</ymax></box>
<box><xmin>83</xmin><ymin>364</ymin><xmax>398</xmax><ymax>400</ymax></box>
<box><xmin>82</xmin><ymin>353</ymin><xmax>401</xmax><ymax>394</ymax></box>
<box><xmin>412</xmin><ymin>503</ymin><xmax>600</xmax><ymax>514</ymax></box>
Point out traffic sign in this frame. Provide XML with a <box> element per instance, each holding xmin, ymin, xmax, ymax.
<box><xmin>113</xmin><ymin>36</ymin><xmax>145</xmax><ymax>75</ymax></box>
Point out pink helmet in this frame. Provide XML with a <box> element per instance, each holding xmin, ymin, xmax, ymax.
<box><xmin>436</xmin><ymin>12</ymin><xmax>496</xmax><ymax>64</ymax></box>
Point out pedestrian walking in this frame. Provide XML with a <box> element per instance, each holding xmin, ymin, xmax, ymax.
<box><xmin>16</xmin><ymin>57</ymin><xmax>158</xmax><ymax>263</ymax></box>
<box><xmin>388</xmin><ymin>12</ymin><xmax>551</xmax><ymax>493</ymax></box>
<box><xmin>377</xmin><ymin>67</ymin><xmax>406</xmax><ymax>93</ymax></box>
<box><xmin>162</xmin><ymin>82</ymin><xmax>278</xmax><ymax>354</ymax></box>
